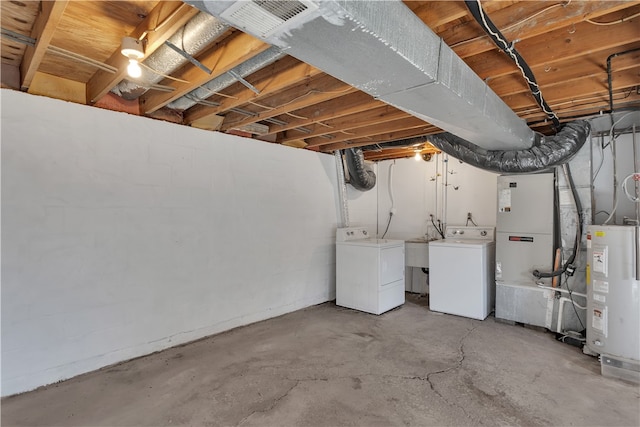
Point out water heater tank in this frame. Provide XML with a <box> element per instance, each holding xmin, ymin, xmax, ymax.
<box><xmin>586</xmin><ymin>225</ymin><xmax>640</xmax><ymax>382</ymax></box>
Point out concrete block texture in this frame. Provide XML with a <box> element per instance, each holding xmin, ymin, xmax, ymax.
<box><xmin>1</xmin><ymin>89</ymin><xmax>339</xmax><ymax>396</ymax></box>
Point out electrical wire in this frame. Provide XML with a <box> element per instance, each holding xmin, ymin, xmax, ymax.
<box><xmin>47</xmin><ymin>45</ymin><xmax>118</xmax><ymax>73</ymax></box>
<box><xmin>564</xmin><ymin>273</ymin><xmax>585</xmax><ymax>331</ymax></box>
<box><xmin>223</xmin><ymin>86</ymin><xmax>354</xmax><ymax>128</ymax></box>
<box><xmin>381</xmin><ymin>213</ymin><xmax>393</xmax><ymax>239</ymax></box>
<box><xmin>451</xmin><ymin>1</ymin><xmax>570</xmax><ymax>49</ymax></box>
<box><xmin>139</xmin><ymin>62</ymin><xmax>189</xmax><ymax>83</ymax></box>
<box><xmin>382</xmin><ymin>161</ymin><xmax>396</xmax><ymax>239</ymax></box>
<box><xmin>592</xmin><ymin>134</ymin><xmax>606</xmax><ymax>181</ymax></box>
<box><xmin>622</xmin><ymin>173</ymin><xmax>640</xmax><ymax>203</ymax></box>
<box><xmin>586</xmin><ymin>12</ymin><xmax>640</xmax><ymax>26</ymax></box>
<box><xmin>465</xmin><ymin>0</ymin><xmax>560</xmax><ymax>130</ymax></box>
<box><xmin>533</xmin><ymin>164</ymin><xmax>582</xmax><ymax>279</ymax></box>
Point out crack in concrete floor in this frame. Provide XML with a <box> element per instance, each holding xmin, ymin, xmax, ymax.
<box><xmin>3</xmin><ymin>300</ymin><xmax>638</xmax><ymax>427</ymax></box>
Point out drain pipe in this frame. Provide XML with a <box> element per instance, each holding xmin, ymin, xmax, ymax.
<box><xmin>607</xmin><ymin>48</ymin><xmax>640</xmax><ymax>115</ymax></box>
<box><xmin>335</xmin><ymin>150</ymin><xmax>350</xmax><ymax>227</ymax></box>
<box><xmin>112</xmin><ymin>12</ymin><xmax>228</xmax><ymax>100</ymax></box>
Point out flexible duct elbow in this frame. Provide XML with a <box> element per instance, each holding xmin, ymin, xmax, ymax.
<box><xmin>428</xmin><ymin>120</ymin><xmax>591</xmax><ymax>174</ymax></box>
<box><xmin>345</xmin><ymin>148</ymin><xmax>376</xmax><ymax>191</ymax></box>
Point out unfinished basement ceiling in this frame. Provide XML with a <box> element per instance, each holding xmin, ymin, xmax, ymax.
<box><xmin>2</xmin><ymin>0</ymin><xmax>639</xmax><ymax>161</ymax></box>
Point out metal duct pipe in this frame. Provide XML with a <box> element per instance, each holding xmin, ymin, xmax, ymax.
<box><xmin>345</xmin><ymin>148</ymin><xmax>376</xmax><ymax>191</ymax></box>
<box><xmin>113</xmin><ymin>12</ymin><xmax>228</xmax><ymax>100</ymax></box>
<box><xmin>168</xmin><ymin>46</ymin><xmax>284</xmax><ymax>110</ymax></box>
<box><xmin>187</xmin><ymin>0</ymin><xmax>536</xmax><ymax>151</ymax></box>
<box><xmin>427</xmin><ymin>121</ymin><xmax>591</xmax><ymax>174</ymax></box>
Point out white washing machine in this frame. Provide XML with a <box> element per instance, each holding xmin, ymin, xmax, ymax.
<box><xmin>336</xmin><ymin>227</ymin><xmax>405</xmax><ymax>315</ymax></box>
<box><xmin>429</xmin><ymin>226</ymin><xmax>496</xmax><ymax>320</ymax></box>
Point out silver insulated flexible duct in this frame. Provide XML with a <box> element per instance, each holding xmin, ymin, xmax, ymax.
<box><xmin>186</xmin><ymin>0</ymin><xmax>536</xmax><ymax>151</ymax></box>
<box><xmin>345</xmin><ymin>148</ymin><xmax>376</xmax><ymax>191</ymax></box>
<box><xmin>113</xmin><ymin>12</ymin><xmax>229</xmax><ymax>100</ymax></box>
<box><xmin>428</xmin><ymin>120</ymin><xmax>591</xmax><ymax>173</ymax></box>
<box><xmin>168</xmin><ymin>46</ymin><xmax>285</xmax><ymax>110</ymax></box>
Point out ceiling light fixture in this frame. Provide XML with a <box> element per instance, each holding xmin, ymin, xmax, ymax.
<box><xmin>414</xmin><ymin>151</ymin><xmax>422</xmax><ymax>161</ymax></box>
<box><xmin>121</xmin><ymin>36</ymin><xmax>144</xmax><ymax>78</ymax></box>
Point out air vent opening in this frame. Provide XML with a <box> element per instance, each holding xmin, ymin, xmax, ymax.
<box><xmin>220</xmin><ymin>0</ymin><xmax>318</xmax><ymax>38</ymax></box>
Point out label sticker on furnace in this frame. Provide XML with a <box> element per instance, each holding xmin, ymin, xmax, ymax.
<box><xmin>498</xmin><ymin>189</ymin><xmax>511</xmax><ymax>213</ymax></box>
<box><xmin>592</xmin><ymin>307</ymin><xmax>607</xmax><ymax>336</ymax></box>
<box><xmin>592</xmin><ymin>248</ymin><xmax>607</xmax><ymax>276</ymax></box>
<box><xmin>593</xmin><ymin>279</ymin><xmax>609</xmax><ymax>294</ymax></box>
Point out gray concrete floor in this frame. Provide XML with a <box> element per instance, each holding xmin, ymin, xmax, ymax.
<box><xmin>3</xmin><ymin>295</ymin><xmax>639</xmax><ymax>426</ymax></box>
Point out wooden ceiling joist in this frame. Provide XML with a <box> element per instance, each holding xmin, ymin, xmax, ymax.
<box><xmin>140</xmin><ymin>32</ymin><xmax>270</xmax><ymax>114</ymax></box>
<box><xmin>220</xmin><ymin>75</ymin><xmax>358</xmax><ymax>131</ymax></box>
<box><xmin>21</xmin><ymin>0</ymin><xmax>69</xmax><ymax>90</ymax></box>
<box><xmin>278</xmin><ymin>106</ymin><xmax>410</xmax><ymax>144</ymax></box>
<box><xmin>185</xmin><ymin>57</ymin><xmax>322</xmax><ymax>124</ymax></box>
<box><xmin>328</xmin><ymin>126</ymin><xmax>442</xmax><ymax>152</ymax></box>
<box><xmin>503</xmin><ymin>70</ymin><xmax>640</xmax><ymax>113</ymax></box>
<box><xmin>262</xmin><ymin>92</ymin><xmax>382</xmax><ymax>136</ymax></box>
<box><xmin>445</xmin><ymin>1</ymin><xmax>634</xmax><ymax>59</ymax></box>
<box><xmin>487</xmin><ymin>43</ymin><xmax>640</xmax><ymax>98</ymax></box>
<box><xmin>2</xmin><ymin>0</ymin><xmax>638</xmax><ymax>162</ymax></box>
<box><xmin>309</xmin><ymin>117</ymin><xmax>430</xmax><ymax>150</ymax></box>
<box><xmin>364</xmin><ymin>146</ymin><xmax>440</xmax><ymax>162</ymax></box>
<box><xmin>467</xmin><ymin>17</ymin><xmax>640</xmax><ymax>81</ymax></box>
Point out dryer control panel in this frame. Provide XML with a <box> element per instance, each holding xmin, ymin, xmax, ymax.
<box><xmin>336</xmin><ymin>227</ymin><xmax>371</xmax><ymax>242</ymax></box>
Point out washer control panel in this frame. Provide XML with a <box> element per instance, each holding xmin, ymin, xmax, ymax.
<box><xmin>444</xmin><ymin>226</ymin><xmax>495</xmax><ymax>241</ymax></box>
<box><xmin>336</xmin><ymin>227</ymin><xmax>371</xmax><ymax>242</ymax></box>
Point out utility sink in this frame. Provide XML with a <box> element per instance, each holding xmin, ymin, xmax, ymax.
<box><xmin>405</xmin><ymin>239</ymin><xmax>429</xmax><ymax>268</ymax></box>
<box><xmin>405</xmin><ymin>237</ymin><xmax>430</xmax><ymax>244</ymax></box>
<box><xmin>405</xmin><ymin>239</ymin><xmax>430</xmax><ymax>294</ymax></box>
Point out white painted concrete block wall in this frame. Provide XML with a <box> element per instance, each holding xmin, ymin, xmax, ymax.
<box><xmin>1</xmin><ymin>90</ymin><xmax>339</xmax><ymax>396</ymax></box>
<box><xmin>345</xmin><ymin>167</ymin><xmax>378</xmax><ymax>232</ymax></box>
<box><xmin>375</xmin><ymin>156</ymin><xmax>498</xmax><ymax>240</ymax></box>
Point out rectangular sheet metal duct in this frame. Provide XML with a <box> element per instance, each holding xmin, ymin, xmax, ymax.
<box><xmin>187</xmin><ymin>0</ymin><xmax>535</xmax><ymax>150</ymax></box>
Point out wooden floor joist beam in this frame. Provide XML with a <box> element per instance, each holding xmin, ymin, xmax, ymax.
<box><xmin>21</xmin><ymin>0</ymin><xmax>68</xmax><ymax>90</ymax></box>
<box><xmin>140</xmin><ymin>32</ymin><xmax>270</xmax><ymax>114</ymax></box>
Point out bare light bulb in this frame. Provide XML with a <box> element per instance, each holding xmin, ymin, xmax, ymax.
<box><xmin>414</xmin><ymin>151</ymin><xmax>421</xmax><ymax>161</ymax></box>
<box><xmin>127</xmin><ymin>59</ymin><xmax>142</xmax><ymax>78</ymax></box>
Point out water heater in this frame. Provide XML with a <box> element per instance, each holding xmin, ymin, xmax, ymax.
<box><xmin>586</xmin><ymin>225</ymin><xmax>640</xmax><ymax>382</ymax></box>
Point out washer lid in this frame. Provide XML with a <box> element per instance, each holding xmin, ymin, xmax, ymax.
<box><xmin>338</xmin><ymin>238</ymin><xmax>404</xmax><ymax>248</ymax></box>
<box><xmin>429</xmin><ymin>239</ymin><xmax>493</xmax><ymax>248</ymax></box>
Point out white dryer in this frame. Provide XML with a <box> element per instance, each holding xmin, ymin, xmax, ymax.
<box><xmin>428</xmin><ymin>226</ymin><xmax>495</xmax><ymax>320</ymax></box>
<box><xmin>336</xmin><ymin>227</ymin><xmax>405</xmax><ymax>315</ymax></box>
